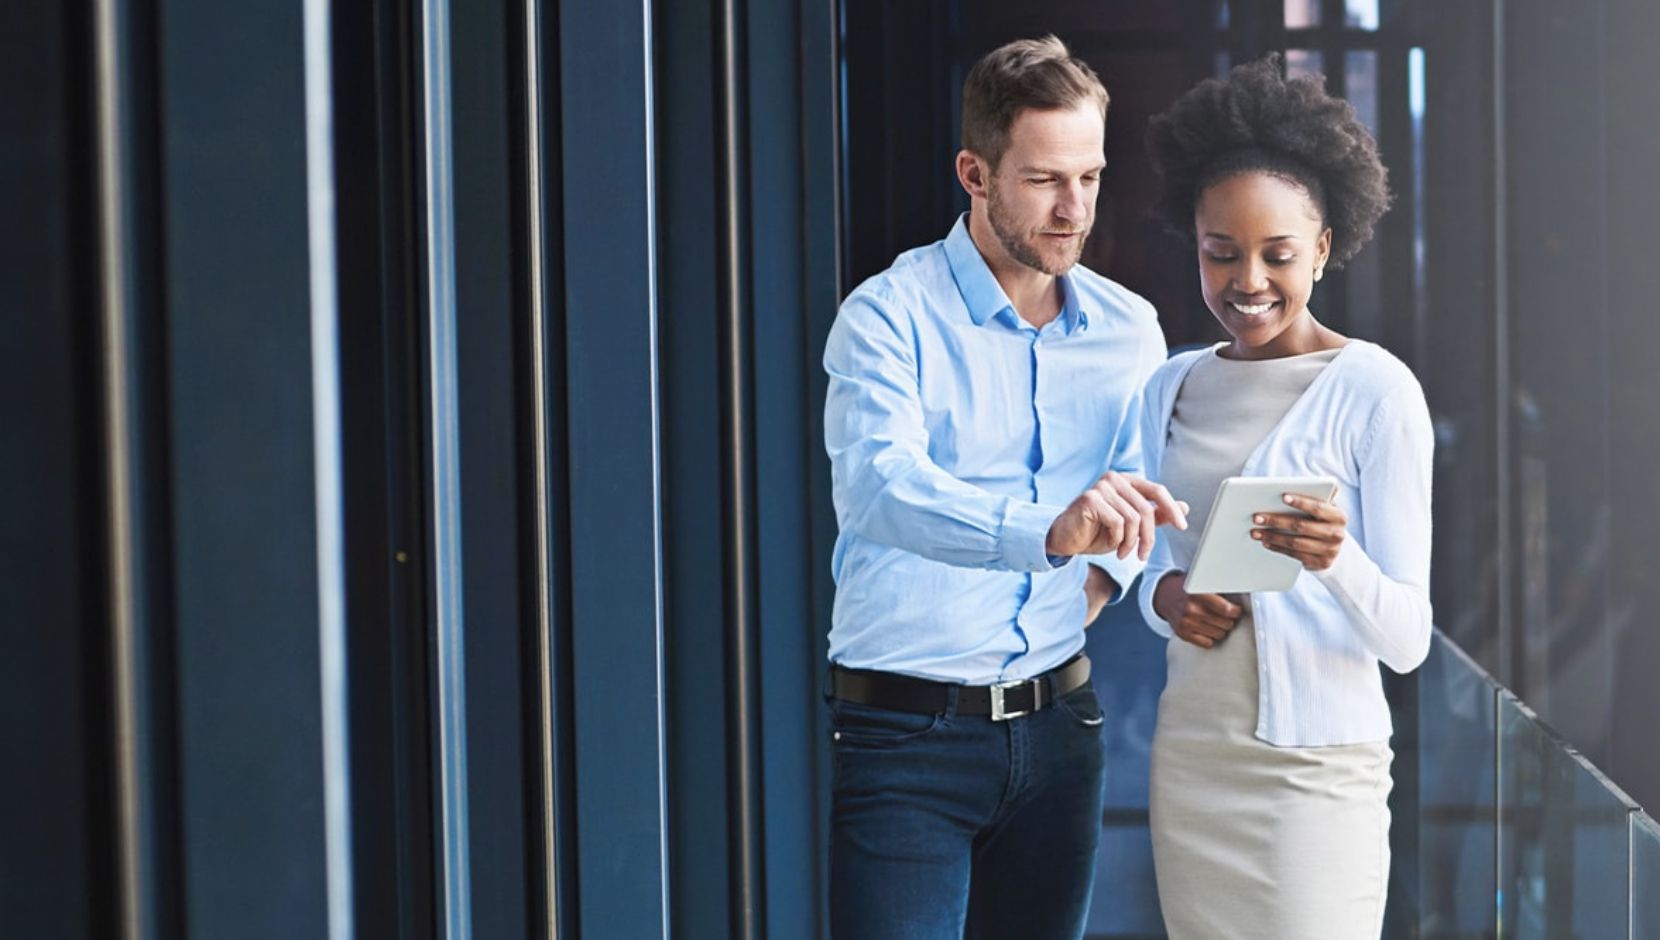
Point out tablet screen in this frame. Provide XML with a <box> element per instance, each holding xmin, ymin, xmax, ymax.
<box><xmin>1182</xmin><ymin>475</ymin><xmax>1339</xmax><ymax>594</ymax></box>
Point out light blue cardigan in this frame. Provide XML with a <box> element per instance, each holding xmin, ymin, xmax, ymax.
<box><xmin>1137</xmin><ymin>340</ymin><xmax>1434</xmax><ymax>746</ymax></box>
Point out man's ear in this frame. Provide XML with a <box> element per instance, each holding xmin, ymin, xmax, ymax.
<box><xmin>956</xmin><ymin>150</ymin><xmax>990</xmax><ymax>199</ymax></box>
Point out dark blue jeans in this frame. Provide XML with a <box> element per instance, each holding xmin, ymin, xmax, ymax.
<box><xmin>828</xmin><ymin>682</ymin><xmax>1108</xmax><ymax>939</ymax></box>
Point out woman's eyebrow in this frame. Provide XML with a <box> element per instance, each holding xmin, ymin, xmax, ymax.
<box><xmin>1200</xmin><ymin>233</ymin><xmax>1299</xmax><ymax>243</ymax></box>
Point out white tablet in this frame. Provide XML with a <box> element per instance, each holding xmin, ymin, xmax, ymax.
<box><xmin>1182</xmin><ymin>475</ymin><xmax>1340</xmax><ymax>594</ymax></box>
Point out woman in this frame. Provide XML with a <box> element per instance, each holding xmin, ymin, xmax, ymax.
<box><xmin>1137</xmin><ymin>57</ymin><xmax>1433</xmax><ymax>939</ymax></box>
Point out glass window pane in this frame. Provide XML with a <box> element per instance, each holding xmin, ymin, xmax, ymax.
<box><xmin>1417</xmin><ymin>636</ymin><xmax>1499</xmax><ymax>936</ymax></box>
<box><xmin>1498</xmin><ymin>693</ymin><xmax>1634</xmax><ymax>939</ymax></box>
<box><xmin>1346</xmin><ymin>50</ymin><xmax>1379</xmax><ymax>134</ymax></box>
<box><xmin>1285</xmin><ymin>49</ymin><xmax>1324</xmax><ymax>81</ymax></box>
<box><xmin>1347</xmin><ymin>0</ymin><xmax>1381</xmax><ymax>30</ymax></box>
<box><xmin>1284</xmin><ymin>0</ymin><xmax>1320</xmax><ymax>29</ymax></box>
<box><xmin>1636</xmin><ymin>814</ymin><xmax>1660</xmax><ymax>936</ymax></box>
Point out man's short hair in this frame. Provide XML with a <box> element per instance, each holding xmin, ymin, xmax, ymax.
<box><xmin>961</xmin><ymin>36</ymin><xmax>1109</xmax><ymax>170</ymax></box>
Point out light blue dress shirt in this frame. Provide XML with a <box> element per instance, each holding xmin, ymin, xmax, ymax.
<box><xmin>823</xmin><ymin>216</ymin><xmax>1167</xmax><ymax>684</ymax></box>
<box><xmin>1137</xmin><ymin>341</ymin><xmax>1435</xmax><ymax>745</ymax></box>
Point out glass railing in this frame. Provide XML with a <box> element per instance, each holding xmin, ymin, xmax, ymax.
<box><xmin>1413</xmin><ymin>632</ymin><xmax>1653</xmax><ymax>938</ymax></box>
<box><xmin>1083</xmin><ymin>619</ymin><xmax>1657</xmax><ymax>939</ymax></box>
<box><xmin>1415</xmin><ymin>631</ymin><xmax>1500</xmax><ymax>936</ymax></box>
<box><xmin>1635</xmin><ymin>813</ymin><xmax>1660</xmax><ymax>936</ymax></box>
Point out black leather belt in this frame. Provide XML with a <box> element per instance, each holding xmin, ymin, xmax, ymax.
<box><xmin>828</xmin><ymin>653</ymin><xmax>1091</xmax><ymax>722</ymax></box>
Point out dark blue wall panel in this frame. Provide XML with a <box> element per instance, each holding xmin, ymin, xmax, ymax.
<box><xmin>656</xmin><ymin>0</ymin><xmax>737</xmax><ymax>933</ymax></box>
<box><xmin>558</xmin><ymin>0</ymin><xmax>671</xmax><ymax>934</ymax></box>
<box><xmin>746</xmin><ymin>0</ymin><xmax>830</xmax><ymax>935</ymax></box>
<box><xmin>450</xmin><ymin>0</ymin><xmax>531</xmax><ymax>933</ymax></box>
<box><xmin>0</xmin><ymin>3</ymin><xmax>106</xmax><ymax>934</ymax></box>
<box><xmin>160</xmin><ymin>0</ymin><xmax>330</xmax><ymax>933</ymax></box>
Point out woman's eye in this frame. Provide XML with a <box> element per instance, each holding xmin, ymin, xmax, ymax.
<box><xmin>1267</xmin><ymin>256</ymin><xmax>1296</xmax><ymax>266</ymax></box>
<box><xmin>1205</xmin><ymin>253</ymin><xmax>1238</xmax><ymax>263</ymax></box>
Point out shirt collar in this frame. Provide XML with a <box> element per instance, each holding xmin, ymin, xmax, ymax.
<box><xmin>943</xmin><ymin>214</ymin><xmax>1090</xmax><ymax>334</ymax></box>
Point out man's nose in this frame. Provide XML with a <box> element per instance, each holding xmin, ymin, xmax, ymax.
<box><xmin>1055</xmin><ymin>181</ymin><xmax>1088</xmax><ymax>223</ymax></box>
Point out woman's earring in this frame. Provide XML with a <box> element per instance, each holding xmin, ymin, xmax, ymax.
<box><xmin>1314</xmin><ymin>267</ymin><xmax>1324</xmax><ymax>282</ymax></box>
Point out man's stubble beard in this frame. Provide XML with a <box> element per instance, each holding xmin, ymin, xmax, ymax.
<box><xmin>987</xmin><ymin>179</ymin><xmax>1089</xmax><ymax>277</ymax></box>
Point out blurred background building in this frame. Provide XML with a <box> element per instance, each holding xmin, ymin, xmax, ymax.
<box><xmin>6</xmin><ymin>0</ymin><xmax>1660</xmax><ymax>937</ymax></box>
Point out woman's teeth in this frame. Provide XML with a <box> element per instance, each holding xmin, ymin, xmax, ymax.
<box><xmin>1230</xmin><ymin>300</ymin><xmax>1275</xmax><ymax>316</ymax></box>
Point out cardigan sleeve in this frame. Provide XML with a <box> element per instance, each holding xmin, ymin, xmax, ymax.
<box><xmin>1311</xmin><ymin>381</ymin><xmax>1435</xmax><ymax>673</ymax></box>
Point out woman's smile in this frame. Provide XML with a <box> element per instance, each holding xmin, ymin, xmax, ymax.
<box><xmin>1226</xmin><ymin>298</ymin><xmax>1279</xmax><ymax>317</ymax></box>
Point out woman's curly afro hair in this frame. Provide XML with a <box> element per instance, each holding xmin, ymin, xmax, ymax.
<box><xmin>1146</xmin><ymin>55</ymin><xmax>1391</xmax><ymax>267</ymax></box>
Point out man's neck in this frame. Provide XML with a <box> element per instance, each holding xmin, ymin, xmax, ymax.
<box><xmin>967</xmin><ymin>212</ymin><xmax>1064</xmax><ymax>329</ymax></box>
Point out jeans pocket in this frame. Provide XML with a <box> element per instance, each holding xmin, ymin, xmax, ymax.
<box><xmin>1054</xmin><ymin>685</ymin><xmax>1105</xmax><ymax>728</ymax></box>
<box><xmin>829</xmin><ymin>699</ymin><xmax>945</xmax><ymax>747</ymax></box>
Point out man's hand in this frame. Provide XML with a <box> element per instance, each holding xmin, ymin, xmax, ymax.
<box><xmin>1045</xmin><ymin>472</ymin><xmax>1189</xmax><ymax>561</ymax></box>
<box><xmin>1152</xmin><ymin>571</ymin><xmax>1243</xmax><ymax>649</ymax></box>
<box><xmin>1083</xmin><ymin>564</ymin><xmax>1116</xmax><ymax>626</ymax></box>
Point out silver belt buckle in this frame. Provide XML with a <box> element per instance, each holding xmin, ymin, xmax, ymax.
<box><xmin>989</xmin><ymin>678</ymin><xmax>1033</xmax><ymax>721</ymax></box>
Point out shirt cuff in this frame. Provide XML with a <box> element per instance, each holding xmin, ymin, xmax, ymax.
<box><xmin>1000</xmin><ymin>500</ymin><xmax>1067</xmax><ymax>572</ymax></box>
<box><xmin>1083</xmin><ymin>552</ymin><xmax>1147</xmax><ymax>606</ymax></box>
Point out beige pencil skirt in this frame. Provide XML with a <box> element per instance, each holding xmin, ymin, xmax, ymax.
<box><xmin>1149</xmin><ymin>615</ymin><xmax>1393</xmax><ymax>940</ymax></box>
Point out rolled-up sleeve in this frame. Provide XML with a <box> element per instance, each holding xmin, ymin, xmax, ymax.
<box><xmin>1079</xmin><ymin>322</ymin><xmax>1167</xmax><ymax>601</ymax></box>
<box><xmin>824</xmin><ymin>293</ymin><xmax>1065</xmax><ymax>572</ymax></box>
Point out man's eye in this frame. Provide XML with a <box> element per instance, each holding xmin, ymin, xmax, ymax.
<box><xmin>1028</xmin><ymin>177</ymin><xmax>1055</xmax><ymax>185</ymax></box>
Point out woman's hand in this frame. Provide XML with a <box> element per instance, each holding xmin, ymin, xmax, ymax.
<box><xmin>1083</xmin><ymin>564</ymin><xmax>1116</xmax><ymax>627</ymax></box>
<box><xmin>1251</xmin><ymin>493</ymin><xmax>1348</xmax><ymax>572</ymax></box>
<box><xmin>1153</xmin><ymin>572</ymin><xmax>1244</xmax><ymax>649</ymax></box>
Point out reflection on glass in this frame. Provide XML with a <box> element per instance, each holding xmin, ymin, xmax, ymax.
<box><xmin>1347</xmin><ymin>0</ymin><xmax>1381</xmax><ymax>30</ymax></box>
<box><xmin>1498</xmin><ymin>693</ymin><xmax>1634</xmax><ymax>939</ymax></box>
<box><xmin>1085</xmin><ymin>602</ymin><xmax>1166</xmax><ymax>932</ymax></box>
<box><xmin>1284</xmin><ymin>0</ymin><xmax>1319</xmax><ymax>29</ymax></box>
<box><xmin>1343</xmin><ymin>50</ymin><xmax>1381</xmax><ymax>341</ymax></box>
<box><xmin>1346</xmin><ymin>51</ymin><xmax>1378</xmax><ymax>134</ymax></box>
<box><xmin>1214</xmin><ymin>51</ymin><xmax>1231</xmax><ymax>79</ymax></box>
<box><xmin>1409</xmin><ymin>47</ymin><xmax>1427</xmax><ymax>371</ymax></box>
<box><xmin>1285</xmin><ymin>49</ymin><xmax>1324</xmax><ymax>81</ymax></box>
<box><xmin>1417</xmin><ymin>636</ymin><xmax>1498</xmax><ymax>936</ymax></box>
<box><xmin>1217</xmin><ymin>0</ymin><xmax>1231</xmax><ymax>29</ymax></box>
<box><xmin>1088</xmin><ymin>604</ymin><xmax>1162</xmax><ymax>812</ymax></box>
<box><xmin>1086</xmin><ymin>823</ymin><xmax>1164</xmax><ymax>936</ymax></box>
<box><xmin>1636</xmin><ymin>814</ymin><xmax>1660</xmax><ymax>937</ymax></box>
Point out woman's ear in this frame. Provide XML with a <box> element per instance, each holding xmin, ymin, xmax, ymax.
<box><xmin>1313</xmin><ymin>228</ymin><xmax>1333</xmax><ymax>281</ymax></box>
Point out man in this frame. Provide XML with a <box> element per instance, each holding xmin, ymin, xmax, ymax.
<box><xmin>822</xmin><ymin>36</ymin><xmax>1185</xmax><ymax>938</ymax></box>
